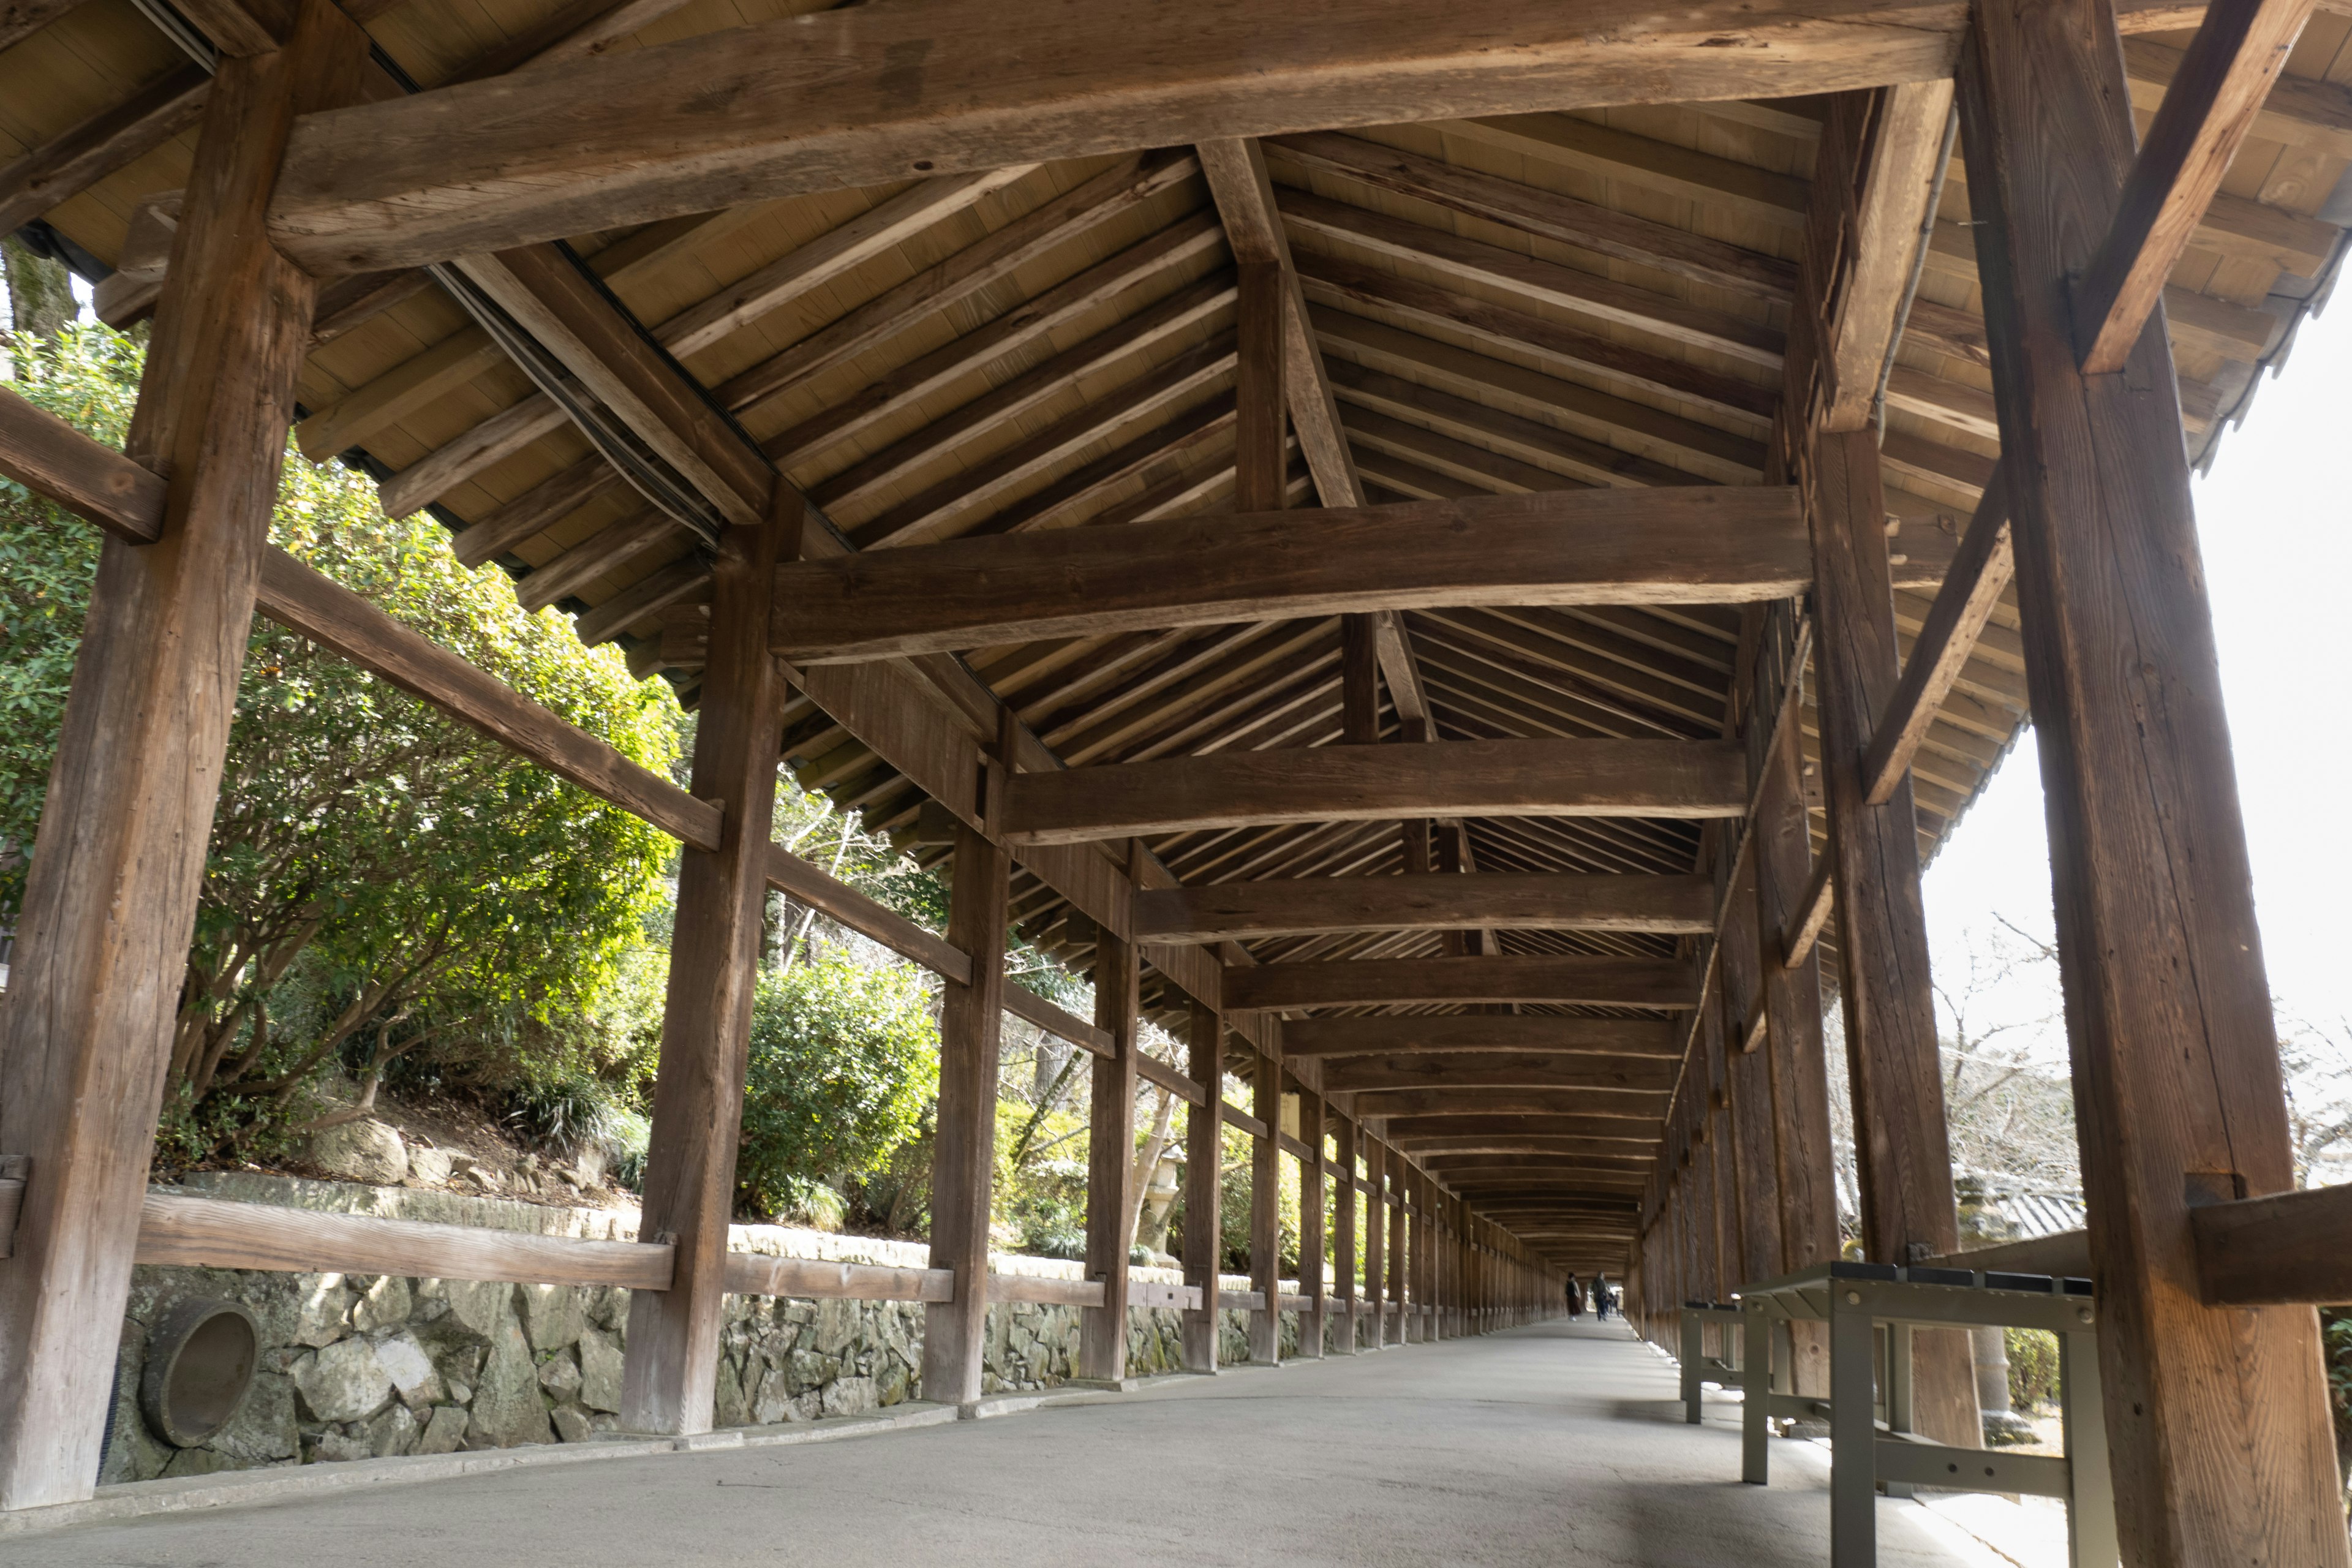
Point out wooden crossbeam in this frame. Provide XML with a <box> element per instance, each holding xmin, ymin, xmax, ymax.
<box><xmin>1222</xmin><ymin>954</ymin><xmax>1699</xmax><ymax>1011</ymax></box>
<box><xmin>1398</xmin><ymin>1136</ymin><xmax>1661</xmax><ymax>1158</ymax></box>
<box><xmin>265</xmin><ymin>0</ymin><xmax>1970</xmax><ymax>271</ymax></box>
<box><xmin>2076</xmin><ymin>0</ymin><xmax>2318</xmax><ymax>372</ymax></box>
<box><xmin>2188</xmin><ymin>1183</ymin><xmax>2352</xmax><ymax>1305</ymax></box>
<box><xmin>1863</xmin><ymin>470</ymin><xmax>2013</xmax><ymax>804</ymax></box>
<box><xmin>1318</xmin><ymin>1053</ymin><xmax>1678</xmax><ymax>1095</ymax></box>
<box><xmin>1279</xmin><ymin>1014</ymin><xmax>1680</xmax><ymax>1058</ymax></box>
<box><xmin>1133</xmin><ymin>872</ymin><xmax>1714</xmax><ymax>942</ymax></box>
<box><xmin>0</xmin><ymin>66</ymin><xmax>210</xmax><ymax>239</ymax></box>
<box><xmin>1384</xmin><ymin>1113</ymin><xmax>1668</xmax><ymax>1142</ymax></box>
<box><xmin>772</xmin><ymin>486</ymin><xmax>1806</xmax><ymax>663</ymax></box>
<box><xmin>1001</xmin><ymin>739</ymin><xmax>1747</xmax><ymax>846</ymax></box>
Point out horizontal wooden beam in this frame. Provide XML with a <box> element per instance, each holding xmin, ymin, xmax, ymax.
<box><xmin>2076</xmin><ymin>0</ymin><xmax>2317</xmax><ymax>373</ymax></box>
<box><xmin>766</xmin><ymin>841</ymin><xmax>968</xmax><ymax>982</ymax></box>
<box><xmin>1346</xmin><ymin>1087</ymin><xmax>1672</xmax><ymax>1120</ymax></box>
<box><xmin>1005</xmin><ymin>739</ymin><xmax>1748</xmax><ymax>847</ymax></box>
<box><xmin>1401</xmin><ymin>1136</ymin><xmax>1660</xmax><ymax>1158</ymax></box>
<box><xmin>1136</xmin><ymin>1052</ymin><xmax>1207</xmax><ymax>1107</ymax></box>
<box><xmin>1279</xmin><ymin>1014</ymin><xmax>1679</xmax><ymax>1058</ymax></box>
<box><xmin>1219</xmin><ymin>1099</ymin><xmax>1272</xmax><ymax>1140</ymax></box>
<box><xmin>723</xmin><ymin>1252</ymin><xmax>954</xmax><ymax>1303</ymax></box>
<box><xmin>1132</xmin><ymin>872</ymin><xmax>1713</xmax><ymax>942</ymax></box>
<box><xmin>1384</xmin><ymin>1113</ymin><xmax>1668</xmax><ymax>1142</ymax></box>
<box><xmin>265</xmin><ymin>0</ymin><xmax>1968</xmax><ymax>271</ymax></box>
<box><xmin>1003</xmin><ymin>982</ymin><xmax>1115</xmax><ymax>1057</ymax></box>
<box><xmin>2189</xmin><ymin>1184</ymin><xmax>2352</xmax><ymax>1305</ymax></box>
<box><xmin>772</xmin><ymin>488</ymin><xmax>1807</xmax><ymax>663</ymax></box>
<box><xmin>254</xmin><ymin>552</ymin><xmax>723</xmax><ymax>851</ymax></box>
<box><xmin>137</xmin><ymin>1193</ymin><xmax>673</xmax><ymax>1289</ymax></box>
<box><xmin>0</xmin><ymin>386</ymin><xmax>168</xmax><ymax>543</ymax></box>
<box><xmin>1223</xmin><ymin>953</ymin><xmax>1698</xmax><ymax>1011</ymax></box>
<box><xmin>0</xmin><ymin>66</ymin><xmax>209</xmax><ymax>241</ymax></box>
<box><xmin>1864</xmin><ymin>472</ymin><xmax>2013</xmax><ymax>804</ymax></box>
<box><xmin>1318</xmin><ymin>1053</ymin><xmax>1676</xmax><ymax>1095</ymax></box>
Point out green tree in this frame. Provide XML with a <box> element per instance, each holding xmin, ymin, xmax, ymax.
<box><xmin>735</xmin><ymin>955</ymin><xmax>940</xmax><ymax>1219</ymax></box>
<box><xmin>1</xmin><ymin>324</ymin><xmax>678</xmax><ymax>1161</ymax></box>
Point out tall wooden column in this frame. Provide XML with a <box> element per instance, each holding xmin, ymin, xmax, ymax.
<box><xmin>622</xmin><ymin>497</ymin><xmax>788</xmax><ymax>1433</ymax></box>
<box><xmin>1755</xmin><ymin>679</ymin><xmax>1838</xmax><ymax>1396</ymax></box>
<box><xmin>1809</xmin><ymin>428</ymin><xmax>1980</xmax><ymax>1450</ymax></box>
<box><xmin>1294</xmin><ymin>1090</ymin><xmax>1327</xmax><ymax>1357</ymax></box>
<box><xmin>1959</xmin><ymin>4</ymin><xmax>2346</xmax><ymax>1557</ymax></box>
<box><xmin>1181</xmin><ymin>998</ymin><xmax>1223</xmax><ymax>1373</ymax></box>
<box><xmin>1080</xmin><ymin>929</ymin><xmax>1140</xmax><ymax>1380</ymax></box>
<box><xmin>1247</xmin><ymin>1051</ymin><xmax>1283</xmax><ymax>1364</ymax></box>
<box><xmin>0</xmin><ymin>0</ymin><xmax>365</xmax><ymax>1509</ymax></box>
<box><xmin>1332</xmin><ymin>1115</ymin><xmax>1359</xmax><ymax>1352</ymax></box>
<box><xmin>1363</xmin><ymin>1135</ymin><xmax>1388</xmax><ymax>1348</ymax></box>
<box><xmin>1387</xmin><ymin>1147</ymin><xmax>1409</xmax><ymax>1340</ymax></box>
<box><xmin>1236</xmin><ymin>259</ymin><xmax>1286</xmax><ymax>513</ymax></box>
<box><xmin>919</xmin><ymin>823</ymin><xmax>1011</xmax><ymax>1406</ymax></box>
<box><xmin>1721</xmin><ymin>856</ymin><xmax>1783</xmax><ymax>1290</ymax></box>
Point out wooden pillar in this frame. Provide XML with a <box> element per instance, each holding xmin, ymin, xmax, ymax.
<box><xmin>1722</xmin><ymin>858</ymin><xmax>1783</xmax><ymax>1291</ymax></box>
<box><xmin>0</xmin><ymin>0</ymin><xmax>366</xmax><ymax>1507</ymax></box>
<box><xmin>1386</xmin><ymin>1147</ymin><xmax>1409</xmax><ymax>1342</ymax></box>
<box><xmin>1080</xmin><ymin>929</ymin><xmax>1140</xmax><ymax>1381</ymax></box>
<box><xmin>622</xmin><ymin>497</ymin><xmax>788</xmax><ymax>1433</ymax></box>
<box><xmin>1363</xmin><ymin>1136</ymin><xmax>1388</xmax><ymax>1347</ymax></box>
<box><xmin>1332</xmin><ymin>1115</ymin><xmax>1359</xmax><ymax>1352</ymax></box>
<box><xmin>1754</xmin><ymin>671</ymin><xmax>1837</xmax><ymax>1396</ymax></box>
<box><xmin>1809</xmin><ymin>428</ymin><xmax>1980</xmax><ymax>1450</ymax></box>
<box><xmin>1415</xmin><ymin>1174</ymin><xmax>1436</xmax><ymax>1340</ymax></box>
<box><xmin>919</xmin><ymin>824</ymin><xmax>1010</xmax><ymax>1407</ymax></box>
<box><xmin>1236</xmin><ymin>260</ymin><xmax>1286</xmax><ymax>513</ymax></box>
<box><xmin>1958</xmin><ymin>4</ymin><xmax>2346</xmax><ymax>1556</ymax></box>
<box><xmin>1181</xmin><ymin>998</ymin><xmax>1223</xmax><ymax>1373</ymax></box>
<box><xmin>1295</xmin><ymin>1090</ymin><xmax>1327</xmax><ymax>1357</ymax></box>
<box><xmin>1247</xmin><ymin>1051</ymin><xmax>1281</xmax><ymax>1364</ymax></box>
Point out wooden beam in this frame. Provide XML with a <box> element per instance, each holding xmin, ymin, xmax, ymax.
<box><xmin>0</xmin><ymin>386</ymin><xmax>168</xmax><ymax>542</ymax></box>
<box><xmin>1223</xmin><ymin>954</ymin><xmax>1698</xmax><ymax>1012</ymax></box>
<box><xmin>1319</xmin><ymin>1054</ymin><xmax>1677</xmax><ymax>1095</ymax></box>
<box><xmin>2189</xmin><ymin>1185</ymin><xmax>2352</xmax><ymax>1306</ymax></box>
<box><xmin>0</xmin><ymin>0</ymin><xmax>90</xmax><ymax>51</ymax></box>
<box><xmin>0</xmin><ymin>0</ymin><xmax>366</xmax><ymax>1512</ymax></box>
<box><xmin>772</xmin><ymin>486</ymin><xmax>1807</xmax><ymax>663</ymax></box>
<box><xmin>2075</xmin><ymin>0</ymin><xmax>2318</xmax><ymax>373</ymax></box>
<box><xmin>1958</xmin><ymin>3</ymin><xmax>2348</xmax><ymax>1553</ymax></box>
<box><xmin>1002</xmin><ymin>739</ymin><xmax>1747</xmax><ymax>848</ymax></box>
<box><xmin>729</xmin><ymin>1253</ymin><xmax>955</xmax><ymax>1303</ymax></box>
<box><xmin>265</xmin><ymin>0</ymin><xmax>1970</xmax><ymax>272</ymax></box>
<box><xmin>619</xmin><ymin>506</ymin><xmax>784</xmax><ymax>1436</ymax></box>
<box><xmin>1250</xmin><ymin>1041</ymin><xmax>1283</xmax><ymax>1364</ymax></box>
<box><xmin>1183</xmin><ymin>999</ymin><xmax>1224</xmax><ymax>1370</ymax></box>
<box><xmin>137</xmin><ymin>1193</ymin><xmax>671</xmax><ymax>1289</ymax></box>
<box><xmin>1133</xmin><ymin>872</ymin><xmax>1714</xmax><ymax>942</ymax></box>
<box><xmin>1820</xmin><ymin>81</ymin><xmax>1955</xmax><ymax>430</ymax></box>
<box><xmin>1280</xmin><ymin>1014</ymin><xmax>1679</xmax><ymax>1059</ymax></box>
<box><xmin>1398</xmin><ymin>1136</ymin><xmax>1659</xmax><ymax>1158</ymax></box>
<box><xmin>1863</xmin><ymin>473</ymin><xmax>2013</xmax><ymax>804</ymax></box>
<box><xmin>0</xmin><ymin>67</ymin><xmax>211</xmax><ymax>240</ymax></box>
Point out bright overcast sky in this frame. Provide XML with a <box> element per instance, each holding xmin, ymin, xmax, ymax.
<box><xmin>1923</xmin><ymin>294</ymin><xmax>2352</xmax><ymax>1055</ymax></box>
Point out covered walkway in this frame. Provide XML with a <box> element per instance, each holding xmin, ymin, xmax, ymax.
<box><xmin>7</xmin><ymin>1323</ymin><xmax>1990</xmax><ymax>1568</ymax></box>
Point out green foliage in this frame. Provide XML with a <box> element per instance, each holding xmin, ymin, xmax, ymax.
<box><xmin>995</xmin><ymin>1089</ymin><xmax>1090</xmax><ymax>1258</ymax></box>
<box><xmin>736</xmin><ymin>955</ymin><xmax>940</xmax><ymax>1219</ymax></box>
<box><xmin>2323</xmin><ymin>1308</ymin><xmax>2352</xmax><ymax>1489</ymax></box>
<box><xmin>0</xmin><ymin>324</ymin><xmax>677</xmax><ymax>1163</ymax></box>
<box><xmin>2006</xmin><ymin>1325</ymin><xmax>2062</xmax><ymax>1412</ymax></box>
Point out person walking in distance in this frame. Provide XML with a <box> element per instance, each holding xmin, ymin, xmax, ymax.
<box><xmin>1591</xmin><ymin>1274</ymin><xmax>1614</xmax><ymax>1321</ymax></box>
<box><xmin>1564</xmin><ymin>1272</ymin><xmax>1583</xmax><ymax>1319</ymax></box>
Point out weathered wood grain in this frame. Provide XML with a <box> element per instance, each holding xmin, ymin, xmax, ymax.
<box><xmin>723</xmin><ymin>1252</ymin><xmax>954</xmax><ymax>1303</ymax></box>
<box><xmin>1280</xmin><ymin>1015</ymin><xmax>1680</xmax><ymax>1059</ymax></box>
<box><xmin>2190</xmin><ymin>1185</ymin><xmax>2352</xmax><ymax>1305</ymax></box>
<box><xmin>138</xmin><ymin>1194</ymin><xmax>673</xmax><ymax>1288</ymax></box>
<box><xmin>0</xmin><ymin>386</ymin><xmax>168</xmax><ymax>542</ymax></box>
<box><xmin>0</xmin><ymin>67</ymin><xmax>209</xmax><ymax>239</ymax></box>
<box><xmin>773</xmin><ymin>486</ymin><xmax>1807</xmax><ymax>662</ymax></box>
<box><xmin>1863</xmin><ymin>472</ymin><xmax>2013</xmax><ymax>804</ymax></box>
<box><xmin>1224</xmin><ymin>954</ymin><xmax>1698</xmax><ymax>1012</ymax></box>
<box><xmin>266</xmin><ymin>0</ymin><xmax>1970</xmax><ymax>271</ymax></box>
<box><xmin>1004</xmin><ymin>739</ymin><xmax>1747</xmax><ymax>846</ymax></box>
<box><xmin>1183</xmin><ymin>1000</ymin><xmax>1224</xmax><ymax>1370</ymax></box>
<box><xmin>1134</xmin><ymin>872</ymin><xmax>1714</xmax><ymax>941</ymax></box>
<box><xmin>1318</xmin><ymin>1054</ymin><xmax>1678</xmax><ymax>1095</ymax></box>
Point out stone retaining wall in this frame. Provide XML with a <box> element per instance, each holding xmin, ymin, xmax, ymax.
<box><xmin>100</xmin><ymin>1174</ymin><xmax>1319</xmax><ymax>1485</ymax></box>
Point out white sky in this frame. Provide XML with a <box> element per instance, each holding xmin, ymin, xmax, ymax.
<box><xmin>1922</xmin><ymin>292</ymin><xmax>2352</xmax><ymax>1057</ymax></box>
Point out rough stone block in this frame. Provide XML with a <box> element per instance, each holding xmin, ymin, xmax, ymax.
<box><xmin>822</xmin><ymin>1376</ymin><xmax>876</xmax><ymax>1419</ymax></box>
<box><xmin>416</xmin><ymin>1405</ymin><xmax>468</xmax><ymax>1456</ymax></box>
<box><xmin>751</xmin><ymin>1366</ymin><xmax>793</xmax><ymax>1426</ymax></box>
<box><xmin>368</xmin><ymin>1402</ymin><xmax>419</xmax><ymax>1458</ymax></box>
<box><xmin>813</xmin><ymin>1297</ymin><xmax>857</xmax><ymax>1356</ymax></box>
<box><xmin>576</xmin><ymin>1327</ymin><xmax>624</xmax><ymax>1414</ymax></box>
<box><xmin>308</xmin><ymin>1118</ymin><xmax>409</xmax><ymax>1185</ymax></box>
<box><xmin>303</xmin><ymin>1428</ymin><xmax>372</xmax><ymax>1464</ymax></box>
<box><xmin>291</xmin><ymin>1338</ymin><xmax>393</xmax><ymax>1424</ymax></box>
<box><xmin>466</xmin><ymin>1318</ymin><xmax>554</xmax><ymax>1449</ymax></box>
<box><xmin>550</xmin><ymin>1404</ymin><xmax>594</xmax><ymax>1444</ymax></box>
<box><xmin>292</xmin><ymin>1278</ymin><xmax>353</xmax><ymax>1349</ymax></box>
<box><xmin>518</xmin><ymin>1283</ymin><xmax>584</xmax><ymax>1353</ymax></box>
<box><xmin>353</xmin><ymin>1274</ymin><xmax>412</xmax><ymax>1333</ymax></box>
<box><xmin>537</xmin><ymin>1349</ymin><xmax>583</xmax><ymax>1403</ymax></box>
<box><xmin>210</xmin><ymin>1370</ymin><xmax>300</xmax><ymax>1464</ymax></box>
<box><xmin>373</xmin><ymin>1331</ymin><xmax>444</xmax><ymax>1411</ymax></box>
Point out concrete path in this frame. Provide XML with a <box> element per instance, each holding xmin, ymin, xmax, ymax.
<box><xmin>6</xmin><ymin>1318</ymin><xmax>1996</xmax><ymax>1567</ymax></box>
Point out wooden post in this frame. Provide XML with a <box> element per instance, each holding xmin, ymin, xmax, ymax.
<box><xmin>1080</xmin><ymin>928</ymin><xmax>1140</xmax><ymax>1380</ymax></box>
<box><xmin>1809</xmin><ymin>427</ymin><xmax>1980</xmax><ymax>1451</ymax></box>
<box><xmin>1721</xmin><ymin>854</ymin><xmax>1782</xmax><ymax>1290</ymax></box>
<box><xmin>1754</xmin><ymin>663</ymin><xmax>1837</xmax><ymax>1396</ymax></box>
<box><xmin>0</xmin><ymin>0</ymin><xmax>366</xmax><ymax>1509</ymax></box>
<box><xmin>1958</xmin><ymin>3</ymin><xmax>2347</xmax><ymax>1557</ymax></box>
<box><xmin>622</xmin><ymin>494</ymin><xmax>787</xmax><ymax>1433</ymax></box>
<box><xmin>1363</xmin><ymin>1134</ymin><xmax>1388</xmax><ymax>1348</ymax></box>
<box><xmin>1387</xmin><ymin>1146</ymin><xmax>1409</xmax><ymax>1340</ymax></box>
<box><xmin>1236</xmin><ymin>258</ymin><xmax>1286</xmax><ymax>513</ymax></box>
<box><xmin>919</xmin><ymin>823</ymin><xmax>1011</xmax><ymax>1407</ymax></box>
<box><xmin>1332</xmin><ymin>1114</ymin><xmax>1359</xmax><ymax>1352</ymax></box>
<box><xmin>1182</xmin><ymin>998</ymin><xmax>1223</xmax><ymax>1373</ymax></box>
<box><xmin>1295</xmin><ymin>1088</ymin><xmax>1327</xmax><ymax>1357</ymax></box>
<box><xmin>1248</xmin><ymin>1050</ymin><xmax>1282</xmax><ymax>1365</ymax></box>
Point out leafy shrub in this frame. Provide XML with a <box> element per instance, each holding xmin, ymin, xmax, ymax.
<box><xmin>2007</xmin><ymin>1325</ymin><xmax>2061</xmax><ymax>1411</ymax></box>
<box><xmin>735</xmin><ymin>956</ymin><xmax>940</xmax><ymax>1219</ymax></box>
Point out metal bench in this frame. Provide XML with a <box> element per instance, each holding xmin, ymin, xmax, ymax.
<box><xmin>1677</xmin><ymin>1301</ymin><xmax>1745</xmax><ymax>1425</ymax></box>
<box><xmin>1735</xmin><ymin>1261</ymin><xmax>2117</xmax><ymax>1568</ymax></box>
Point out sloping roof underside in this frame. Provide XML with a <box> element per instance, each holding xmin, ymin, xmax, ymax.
<box><xmin>7</xmin><ymin>0</ymin><xmax>2349</xmax><ymax>1267</ymax></box>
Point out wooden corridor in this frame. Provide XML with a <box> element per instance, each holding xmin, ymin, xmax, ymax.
<box><xmin>3</xmin><ymin>0</ymin><xmax>2352</xmax><ymax>1561</ymax></box>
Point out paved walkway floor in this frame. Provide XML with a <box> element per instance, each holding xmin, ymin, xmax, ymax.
<box><xmin>7</xmin><ymin>1317</ymin><xmax>1998</xmax><ymax>1567</ymax></box>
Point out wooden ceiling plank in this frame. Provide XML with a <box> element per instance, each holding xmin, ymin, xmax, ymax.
<box><xmin>1322</xmin><ymin>1054</ymin><xmax>1678</xmax><ymax>1093</ymax></box>
<box><xmin>0</xmin><ymin>66</ymin><xmax>210</xmax><ymax>239</ymax></box>
<box><xmin>1223</xmin><ymin>951</ymin><xmax>1699</xmax><ymax>1011</ymax></box>
<box><xmin>1134</xmin><ymin>872</ymin><xmax>1713</xmax><ymax>943</ymax></box>
<box><xmin>1279</xmin><ymin>1012</ymin><xmax>1679</xmax><ymax>1058</ymax></box>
